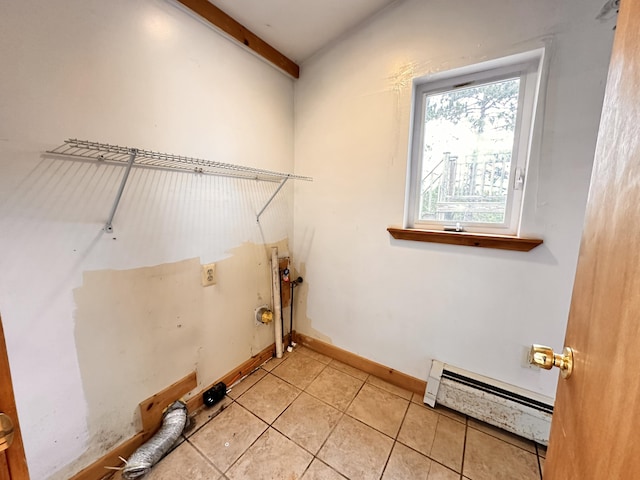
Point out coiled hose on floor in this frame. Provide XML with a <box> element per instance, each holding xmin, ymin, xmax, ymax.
<box><xmin>121</xmin><ymin>400</ymin><xmax>188</xmax><ymax>479</ymax></box>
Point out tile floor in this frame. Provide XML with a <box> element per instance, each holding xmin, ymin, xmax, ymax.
<box><xmin>110</xmin><ymin>346</ymin><xmax>546</xmax><ymax>480</ymax></box>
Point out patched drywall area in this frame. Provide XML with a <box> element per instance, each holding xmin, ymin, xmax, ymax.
<box><xmin>70</xmin><ymin>241</ymin><xmax>285</xmax><ymax>476</ymax></box>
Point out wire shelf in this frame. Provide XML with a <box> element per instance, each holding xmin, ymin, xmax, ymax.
<box><xmin>45</xmin><ymin>138</ymin><xmax>312</xmax><ymax>231</ymax></box>
<box><xmin>46</xmin><ymin>139</ymin><xmax>313</xmax><ymax>182</ymax></box>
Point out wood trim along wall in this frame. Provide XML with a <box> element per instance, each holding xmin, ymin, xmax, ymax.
<box><xmin>295</xmin><ymin>332</ymin><xmax>427</xmax><ymax>395</ymax></box>
<box><xmin>70</xmin><ymin>339</ymin><xmax>281</xmax><ymax>480</ymax></box>
<box><xmin>387</xmin><ymin>227</ymin><xmax>543</xmax><ymax>252</ymax></box>
<box><xmin>176</xmin><ymin>0</ymin><xmax>300</xmax><ymax>79</ymax></box>
<box><xmin>68</xmin><ymin>433</ymin><xmax>146</xmax><ymax>480</ymax></box>
<box><xmin>0</xmin><ymin>316</ymin><xmax>29</xmax><ymax>480</ymax></box>
<box><xmin>139</xmin><ymin>372</ymin><xmax>198</xmax><ymax>436</ymax></box>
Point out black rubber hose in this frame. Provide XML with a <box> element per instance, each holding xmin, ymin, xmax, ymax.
<box><xmin>289</xmin><ymin>281</ymin><xmax>294</xmax><ymax>347</ymax></box>
<box><xmin>290</xmin><ymin>277</ymin><xmax>303</xmax><ymax>347</ymax></box>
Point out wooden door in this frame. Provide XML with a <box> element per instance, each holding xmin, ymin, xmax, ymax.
<box><xmin>545</xmin><ymin>0</ymin><xmax>640</xmax><ymax>478</ymax></box>
<box><xmin>0</xmin><ymin>315</ymin><xmax>29</xmax><ymax>479</ymax></box>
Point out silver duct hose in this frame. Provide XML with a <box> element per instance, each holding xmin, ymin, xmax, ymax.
<box><xmin>121</xmin><ymin>400</ymin><xmax>188</xmax><ymax>479</ymax></box>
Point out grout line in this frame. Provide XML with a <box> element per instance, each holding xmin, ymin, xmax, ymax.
<box><xmin>308</xmin><ymin>371</ymin><xmax>369</xmax><ymax>460</ymax></box>
<box><xmin>536</xmin><ymin>444</ymin><xmax>544</xmax><ymax>479</ymax></box>
<box><xmin>397</xmin><ymin>440</ymin><xmax>460</xmax><ymax>473</ymax></box>
<box><xmin>183</xmin><ymin>436</ymin><xmax>225</xmax><ymax>477</ymax></box>
<box><xmin>327</xmin><ymin>358</ymin><xmax>371</xmax><ymax>382</ymax></box>
<box><xmin>267</xmin><ymin>388</ymin><xmax>304</xmax><ymax>429</ymax></box>
<box><xmin>185</xmin><ymin>397</ymin><xmax>235</xmax><ymax>438</ymax></box>
<box><xmin>375</xmin><ymin>387</ymin><xmax>412</xmax><ymax>478</ymax></box>
<box><xmin>188</xmin><ymin>401</ymin><xmax>269</xmax><ymax>475</ymax></box>
<box><xmin>395</xmin><ymin>395</ymin><xmax>412</xmax><ymax>441</ymax></box>
<box><xmin>223</xmin><ymin>427</ymin><xmax>267</xmax><ymax>475</ymax></box>
<box><xmin>325</xmin><ymin>361</ymin><xmax>370</xmax><ymax>383</ymax></box>
<box><xmin>459</xmin><ymin>418</ymin><xmax>469</xmax><ymax>479</ymax></box>
<box><xmin>296</xmin><ymin>345</ymin><xmax>333</xmax><ymax>364</ymax></box>
<box><xmin>298</xmin><ymin>458</ymin><xmax>314</xmax><ymax>479</ymax></box>
<box><xmin>466</xmin><ymin>422</ymin><xmax>538</xmax><ymax>455</ymax></box>
<box><xmin>379</xmin><ymin>444</ymin><xmax>393</xmax><ymax>480</ymax></box>
<box><xmin>268</xmin><ymin>354</ymin><xmax>328</xmax><ymax>391</ymax></box>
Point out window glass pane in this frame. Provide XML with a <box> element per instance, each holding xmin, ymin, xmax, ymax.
<box><xmin>419</xmin><ymin>78</ymin><xmax>520</xmax><ymax>225</ymax></box>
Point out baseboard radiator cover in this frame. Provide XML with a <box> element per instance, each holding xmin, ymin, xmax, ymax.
<box><xmin>425</xmin><ymin>360</ymin><xmax>553</xmax><ymax>445</ymax></box>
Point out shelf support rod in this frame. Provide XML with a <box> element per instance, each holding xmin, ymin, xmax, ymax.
<box><xmin>104</xmin><ymin>149</ymin><xmax>137</xmax><ymax>233</ymax></box>
<box><xmin>257</xmin><ymin>176</ymin><xmax>289</xmax><ymax>223</ymax></box>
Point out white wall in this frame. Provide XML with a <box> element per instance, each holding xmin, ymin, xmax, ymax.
<box><xmin>293</xmin><ymin>0</ymin><xmax>615</xmax><ymax>399</ymax></box>
<box><xmin>0</xmin><ymin>1</ymin><xmax>294</xmax><ymax>478</ymax></box>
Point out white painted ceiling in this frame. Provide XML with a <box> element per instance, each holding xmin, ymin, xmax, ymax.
<box><xmin>209</xmin><ymin>0</ymin><xmax>398</xmax><ymax>63</ymax></box>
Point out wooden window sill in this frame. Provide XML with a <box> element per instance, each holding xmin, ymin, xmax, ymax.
<box><xmin>387</xmin><ymin>227</ymin><xmax>543</xmax><ymax>252</ymax></box>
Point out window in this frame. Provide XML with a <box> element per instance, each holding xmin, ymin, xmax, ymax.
<box><xmin>404</xmin><ymin>50</ymin><xmax>544</xmax><ymax>235</ymax></box>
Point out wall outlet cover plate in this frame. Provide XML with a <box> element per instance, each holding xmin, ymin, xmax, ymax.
<box><xmin>202</xmin><ymin>263</ymin><xmax>216</xmax><ymax>286</ymax></box>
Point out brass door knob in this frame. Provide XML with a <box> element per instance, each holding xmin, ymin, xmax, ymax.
<box><xmin>529</xmin><ymin>344</ymin><xmax>574</xmax><ymax>379</ymax></box>
<box><xmin>0</xmin><ymin>413</ymin><xmax>15</xmax><ymax>452</ymax></box>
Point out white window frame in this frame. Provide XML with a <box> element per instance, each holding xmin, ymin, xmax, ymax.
<box><xmin>403</xmin><ymin>49</ymin><xmax>546</xmax><ymax>235</ymax></box>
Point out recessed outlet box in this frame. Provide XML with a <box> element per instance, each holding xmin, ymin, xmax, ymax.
<box><xmin>522</xmin><ymin>345</ymin><xmax>540</xmax><ymax>370</ymax></box>
<box><xmin>202</xmin><ymin>263</ymin><xmax>216</xmax><ymax>287</ymax></box>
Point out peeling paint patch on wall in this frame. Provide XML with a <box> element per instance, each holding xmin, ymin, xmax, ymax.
<box><xmin>68</xmin><ymin>240</ymin><xmax>288</xmax><ymax>477</ymax></box>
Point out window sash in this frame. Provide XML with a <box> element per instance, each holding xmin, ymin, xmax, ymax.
<box><xmin>404</xmin><ymin>53</ymin><xmax>543</xmax><ymax>235</ymax></box>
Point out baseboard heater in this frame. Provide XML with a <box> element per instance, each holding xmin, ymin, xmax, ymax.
<box><xmin>425</xmin><ymin>360</ymin><xmax>553</xmax><ymax>445</ymax></box>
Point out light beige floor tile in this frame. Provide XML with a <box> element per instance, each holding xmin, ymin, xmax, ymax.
<box><xmin>301</xmin><ymin>459</ymin><xmax>348</xmax><ymax>480</ymax></box>
<box><xmin>144</xmin><ymin>441</ymin><xmax>221</xmax><ymax>480</ymax></box>
<box><xmin>428</xmin><ymin>461</ymin><xmax>460</xmax><ymax>480</ymax></box>
<box><xmin>411</xmin><ymin>392</ymin><xmax>427</xmax><ymax>405</ymax></box>
<box><xmin>367</xmin><ymin>375</ymin><xmax>412</xmax><ymax>400</ymax></box>
<box><xmin>397</xmin><ymin>402</ymin><xmax>439</xmax><ymax>456</ymax></box>
<box><xmin>236</xmin><ymin>373</ymin><xmax>300</xmax><ymax>424</ymax></box>
<box><xmin>273</xmin><ymin>392</ymin><xmax>342</xmax><ymax>454</ymax></box>
<box><xmin>271</xmin><ymin>352</ymin><xmax>327</xmax><ymax>389</ymax></box>
<box><xmin>433</xmin><ymin>405</ymin><xmax>467</xmax><ymax>424</ymax></box>
<box><xmin>297</xmin><ymin>345</ymin><xmax>333</xmax><ymax>364</ymax></box>
<box><xmin>318</xmin><ymin>415</ymin><xmax>394</xmax><ymax>480</ymax></box>
<box><xmin>346</xmin><ymin>383</ymin><xmax>409</xmax><ymax>437</ymax></box>
<box><xmin>227</xmin><ymin>369</ymin><xmax>267</xmax><ymax>399</ymax></box>
<box><xmin>329</xmin><ymin>359</ymin><xmax>369</xmax><ymax>381</ymax></box>
<box><xmin>190</xmin><ymin>403</ymin><xmax>267</xmax><ymax>472</ymax></box>
<box><xmin>185</xmin><ymin>396</ymin><xmax>233</xmax><ymax>437</ymax></box>
<box><xmin>261</xmin><ymin>351</ymin><xmax>292</xmax><ymax>372</ymax></box>
<box><xmin>539</xmin><ymin>456</ymin><xmax>545</xmax><ymax>476</ymax></box>
<box><xmin>306</xmin><ymin>365</ymin><xmax>364</xmax><ymax>411</ymax></box>
<box><xmin>468</xmin><ymin>418</ymin><xmax>536</xmax><ymax>453</ymax></box>
<box><xmin>536</xmin><ymin>443</ymin><xmax>547</xmax><ymax>458</ymax></box>
<box><xmin>226</xmin><ymin>428</ymin><xmax>312</xmax><ymax>480</ymax></box>
<box><xmin>463</xmin><ymin>428</ymin><xmax>540</xmax><ymax>480</ymax></box>
<box><xmin>382</xmin><ymin>442</ymin><xmax>433</xmax><ymax>480</ymax></box>
<box><xmin>410</xmin><ymin>394</ymin><xmax>467</xmax><ymax>424</ymax></box>
<box><xmin>429</xmin><ymin>415</ymin><xmax>466</xmax><ymax>472</ymax></box>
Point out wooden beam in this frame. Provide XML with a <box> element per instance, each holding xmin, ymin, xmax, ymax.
<box><xmin>176</xmin><ymin>0</ymin><xmax>300</xmax><ymax>79</ymax></box>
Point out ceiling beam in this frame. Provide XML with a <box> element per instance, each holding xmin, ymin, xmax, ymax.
<box><xmin>176</xmin><ymin>0</ymin><xmax>300</xmax><ymax>79</ymax></box>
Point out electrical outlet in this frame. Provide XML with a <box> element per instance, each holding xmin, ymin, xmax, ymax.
<box><xmin>201</xmin><ymin>263</ymin><xmax>216</xmax><ymax>287</ymax></box>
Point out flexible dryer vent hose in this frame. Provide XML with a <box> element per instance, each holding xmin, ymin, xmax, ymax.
<box><xmin>122</xmin><ymin>400</ymin><xmax>188</xmax><ymax>479</ymax></box>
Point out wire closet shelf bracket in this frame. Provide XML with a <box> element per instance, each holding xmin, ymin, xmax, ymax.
<box><xmin>47</xmin><ymin>139</ymin><xmax>312</xmax><ymax>232</ymax></box>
